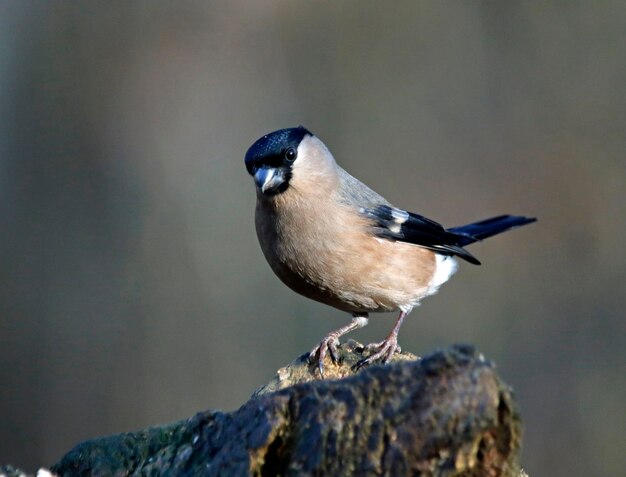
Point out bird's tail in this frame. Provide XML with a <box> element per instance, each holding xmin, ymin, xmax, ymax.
<box><xmin>448</xmin><ymin>215</ymin><xmax>536</xmax><ymax>247</ymax></box>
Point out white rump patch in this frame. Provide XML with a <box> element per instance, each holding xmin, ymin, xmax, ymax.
<box><xmin>427</xmin><ymin>254</ymin><xmax>458</xmax><ymax>296</ymax></box>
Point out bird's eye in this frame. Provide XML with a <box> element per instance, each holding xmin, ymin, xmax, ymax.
<box><xmin>284</xmin><ymin>147</ymin><xmax>297</xmax><ymax>162</ymax></box>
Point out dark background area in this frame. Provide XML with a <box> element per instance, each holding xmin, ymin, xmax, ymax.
<box><xmin>1</xmin><ymin>2</ymin><xmax>624</xmax><ymax>476</ymax></box>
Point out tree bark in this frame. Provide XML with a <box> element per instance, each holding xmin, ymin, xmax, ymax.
<box><xmin>46</xmin><ymin>344</ymin><xmax>524</xmax><ymax>477</ymax></box>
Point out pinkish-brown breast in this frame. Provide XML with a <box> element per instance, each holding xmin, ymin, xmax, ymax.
<box><xmin>255</xmin><ymin>186</ymin><xmax>437</xmax><ymax>314</ymax></box>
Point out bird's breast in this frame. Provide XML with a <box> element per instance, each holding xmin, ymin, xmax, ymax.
<box><xmin>255</xmin><ymin>196</ymin><xmax>439</xmax><ymax>313</ymax></box>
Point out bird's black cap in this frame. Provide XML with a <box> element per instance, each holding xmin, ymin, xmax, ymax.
<box><xmin>245</xmin><ymin>126</ymin><xmax>312</xmax><ymax>175</ymax></box>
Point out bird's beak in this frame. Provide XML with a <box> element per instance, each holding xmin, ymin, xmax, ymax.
<box><xmin>254</xmin><ymin>167</ymin><xmax>285</xmax><ymax>194</ymax></box>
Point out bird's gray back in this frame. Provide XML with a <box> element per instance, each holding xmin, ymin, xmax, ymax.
<box><xmin>336</xmin><ymin>166</ymin><xmax>391</xmax><ymax>210</ymax></box>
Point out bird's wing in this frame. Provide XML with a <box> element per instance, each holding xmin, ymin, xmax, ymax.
<box><xmin>361</xmin><ymin>204</ymin><xmax>481</xmax><ymax>265</ymax></box>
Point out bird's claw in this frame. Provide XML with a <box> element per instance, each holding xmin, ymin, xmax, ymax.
<box><xmin>309</xmin><ymin>334</ymin><xmax>340</xmax><ymax>377</ymax></box>
<box><xmin>354</xmin><ymin>337</ymin><xmax>400</xmax><ymax>370</ymax></box>
<box><xmin>363</xmin><ymin>340</ymin><xmax>401</xmax><ymax>354</ymax></box>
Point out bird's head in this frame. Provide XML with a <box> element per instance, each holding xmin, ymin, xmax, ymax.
<box><xmin>244</xmin><ymin>126</ymin><xmax>314</xmax><ymax>196</ymax></box>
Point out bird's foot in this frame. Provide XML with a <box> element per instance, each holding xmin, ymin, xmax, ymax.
<box><xmin>362</xmin><ymin>340</ymin><xmax>402</xmax><ymax>354</ymax></box>
<box><xmin>354</xmin><ymin>336</ymin><xmax>400</xmax><ymax>370</ymax></box>
<box><xmin>309</xmin><ymin>333</ymin><xmax>341</xmax><ymax>377</ymax></box>
<box><xmin>308</xmin><ymin>315</ymin><xmax>370</xmax><ymax>377</ymax></box>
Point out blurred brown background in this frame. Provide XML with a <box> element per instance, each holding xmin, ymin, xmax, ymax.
<box><xmin>1</xmin><ymin>2</ymin><xmax>624</xmax><ymax>475</ymax></box>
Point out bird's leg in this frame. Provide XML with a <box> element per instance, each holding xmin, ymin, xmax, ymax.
<box><xmin>310</xmin><ymin>313</ymin><xmax>369</xmax><ymax>377</ymax></box>
<box><xmin>355</xmin><ymin>310</ymin><xmax>409</xmax><ymax>370</ymax></box>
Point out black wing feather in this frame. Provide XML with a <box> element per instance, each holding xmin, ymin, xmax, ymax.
<box><xmin>362</xmin><ymin>205</ymin><xmax>481</xmax><ymax>265</ymax></box>
<box><xmin>362</xmin><ymin>205</ymin><xmax>536</xmax><ymax>265</ymax></box>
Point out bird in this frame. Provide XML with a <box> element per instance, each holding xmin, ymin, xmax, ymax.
<box><xmin>244</xmin><ymin>126</ymin><xmax>536</xmax><ymax>375</ymax></box>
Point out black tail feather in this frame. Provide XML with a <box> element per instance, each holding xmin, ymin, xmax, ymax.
<box><xmin>448</xmin><ymin>215</ymin><xmax>537</xmax><ymax>247</ymax></box>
